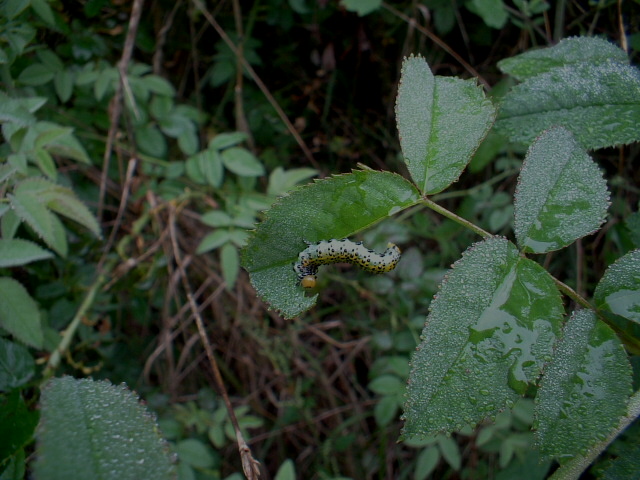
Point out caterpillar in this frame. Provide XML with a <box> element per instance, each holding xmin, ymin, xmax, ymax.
<box><xmin>293</xmin><ymin>238</ymin><xmax>401</xmax><ymax>289</ymax></box>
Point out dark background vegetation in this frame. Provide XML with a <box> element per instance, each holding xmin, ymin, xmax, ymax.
<box><xmin>6</xmin><ymin>0</ymin><xmax>640</xmax><ymax>478</ymax></box>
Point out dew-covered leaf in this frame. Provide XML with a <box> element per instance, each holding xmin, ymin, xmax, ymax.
<box><xmin>403</xmin><ymin>237</ymin><xmax>563</xmax><ymax>438</ymax></box>
<box><xmin>241</xmin><ymin>170</ymin><xmax>421</xmax><ymax>318</ymax></box>
<box><xmin>496</xmin><ymin>62</ymin><xmax>640</xmax><ymax>150</ymax></box>
<box><xmin>396</xmin><ymin>55</ymin><xmax>495</xmax><ymax>194</ymax></box>
<box><xmin>514</xmin><ymin>127</ymin><xmax>609</xmax><ymax>254</ymax></box>
<box><xmin>594</xmin><ymin>249</ymin><xmax>640</xmax><ymax>324</ymax></box>
<box><xmin>0</xmin><ymin>278</ymin><xmax>43</xmax><ymax>349</ymax></box>
<box><xmin>498</xmin><ymin>37</ymin><xmax>629</xmax><ymax>81</ymax></box>
<box><xmin>34</xmin><ymin>377</ymin><xmax>175</xmax><ymax>480</ymax></box>
<box><xmin>0</xmin><ymin>238</ymin><xmax>53</xmax><ymax>267</ymax></box>
<box><xmin>534</xmin><ymin>310</ymin><xmax>632</xmax><ymax>461</ymax></box>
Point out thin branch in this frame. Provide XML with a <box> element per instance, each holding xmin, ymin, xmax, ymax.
<box><xmin>191</xmin><ymin>0</ymin><xmax>319</xmax><ymax>169</ymax></box>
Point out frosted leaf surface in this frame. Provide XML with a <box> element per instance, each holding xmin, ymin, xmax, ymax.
<box><xmin>534</xmin><ymin>310</ymin><xmax>632</xmax><ymax>461</ymax></box>
<box><xmin>594</xmin><ymin>249</ymin><xmax>640</xmax><ymax>324</ymax></box>
<box><xmin>396</xmin><ymin>55</ymin><xmax>495</xmax><ymax>194</ymax></box>
<box><xmin>403</xmin><ymin>237</ymin><xmax>563</xmax><ymax>438</ymax></box>
<box><xmin>34</xmin><ymin>377</ymin><xmax>175</xmax><ymax>480</ymax></box>
<box><xmin>496</xmin><ymin>62</ymin><xmax>640</xmax><ymax>150</ymax></box>
<box><xmin>498</xmin><ymin>36</ymin><xmax>629</xmax><ymax>81</ymax></box>
<box><xmin>514</xmin><ymin>127</ymin><xmax>609</xmax><ymax>254</ymax></box>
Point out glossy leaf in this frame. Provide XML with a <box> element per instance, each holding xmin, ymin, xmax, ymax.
<box><xmin>498</xmin><ymin>37</ymin><xmax>629</xmax><ymax>81</ymax></box>
<box><xmin>496</xmin><ymin>62</ymin><xmax>640</xmax><ymax>150</ymax></box>
<box><xmin>0</xmin><ymin>278</ymin><xmax>43</xmax><ymax>349</ymax></box>
<box><xmin>0</xmin><ymin>238</ymin><xmax>53</xmax><ymax>267</ymax></box>
<box><xmin>34</xmin><ymin>377</ymin><xmax>175</xmax><ymax>480</ymax></box>
<box><xmin>396</xmin><ymin>55</ymin><xmax>495</xmax><ymax>194</ymax></box>
<box><xmin>594</xmin><ymin>249</ymin><xmax>640</xmax><ymax>324</ymax></box>
<box><xmin>514</xmin><ymin>127</ymin><xmax>609</xmax><ymax>253</ymax></box>
<box><xmin>403</xmin><ymin>237</ymin><xmax>563</xmax><ymax>438</ymax></box>
<box><xmin>241</xmin><ymin>170</ymin><xmax>421</xmax><ymax>318</ymax></box>
<box><xmin>534</xmin><ymin>310</ymin><xmax>632</xmax><ymax>461</ymax></box>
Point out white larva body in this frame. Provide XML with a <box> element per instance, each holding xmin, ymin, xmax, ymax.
<box><xmin>293</xmin><ymin>239</ymin><xmax>401</xmax><ymax>289</ymax></box>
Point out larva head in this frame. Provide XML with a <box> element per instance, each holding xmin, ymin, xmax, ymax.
<box><xmin>300</xmin><ymin>275</ymin><xmax>317</xmax><ymax>289</ymax></box>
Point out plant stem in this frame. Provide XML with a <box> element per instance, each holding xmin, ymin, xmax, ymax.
<box><xmin>42</xmin><ymin>275</ymin><xmax>105</xmax><ymax>379</ymax></box>
<box><xmin>549</xmin><ymin>388</ymin><xmax>640</xmax><ymax>480</ymax></box>
<box><xmin>422</xmin><ymin>196</ymin><xmax>492</xmax><ymax>238</ymax></box>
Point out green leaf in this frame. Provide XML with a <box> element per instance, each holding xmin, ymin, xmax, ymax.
<box><xmin>437</xmin><ymin>435</ymin><xmax>461</xmax><ymax>470</ymax></box>
<box><xmin>136</xmin><ymin>124</ymin><xmax>167</xmax><ymax>158</ymax></box>
<box><xmin>468</xmin><ymin>0</ymin><xmax>507</xmax><ymax>29</ymax></box>
<box><xmin>3</xmin><ymin>0</ymin><xmax>30</xmax><ymax>19</ymax></box>
<box><xmin>0</xmin><ymin>238</ymin><xmax>53</xmax><ymax>267</ymax></box>
<box><xmin>34</xmin><ymin>126</ymin><xmax>74</xmax><ymax>150</ymax></box>
<box><xmin>17</xmin><ymin>64</ymin><xmax>54</xmax><ymax>86</ymax></box>
<box><xmin>175</xmin><ymin>438</ymin><xmax>216</xmax><ymax>469</ymax></box>
<box><xmin>196</xmin><ymin>229</ymin><xmax>233</xmax><ymax>254</ymax></box>
<box><xmin>54</xmin><ymin>70</ymin><xmax>74</xmax><ymax>103</ymax></box>
<box><xmin>30</xmin><ymin>0</ymin><xmax>56</xmax><ymax>26</ymax></box>
<box><xmin>9</xmin><ymin>189</ymin><xmax>67</xmax><ymax>256</ymax></box>
<box><xmin>415</xmin><ymin>446</ymin><xmax>440</xmax><ymax>480</ymax></box>
<box><xmin>514</xmin><ymin>127</ymin><xmax>609</xmax><ymax>254</ymax></box>
<box><xmin>220</xmin><ymin>243</ymin><xmax>239</xmax><ymax>289</ymax></box>
<box><xmin>594</xmin><ymin>249</ymin><xmax>640</xmax><ymax>324</ymax></box>
<box><xmin>496</xmin><ymin>62</ymin><xmax>640</xmax><ymax>150</ymax></box>
<box><xmin>200</xmin><ymin>211</ymin><xmax>233</xmax><ymax>227</ymax></box>
<box><xmin>33</xmin><ymin>148</ymin><xmax>57</xmax><ymax>180</ymax></box>
<box><xmin>368</xmin><ymin>374</ymin><xmax>405</xmax><ymax>395</ymax></box>
<box><xmin>396</xmin><ymin>55</ymin><xmax>495</xmax><ymax>194</ymax></box>
<box><xmin>186</xmin><ymin>149</ymin><xmax>224</xmax><ymax>187</ymax></box>
<box><xmin>35</xmin><ymin>377</ymin><xmax>175</xmax><ymax>480</ymax></box>
<box><xmin>498</xmin><ymin>37</ymin><xmax>629</xmax><ymax>81</ymax></box>
<box><xmin>267</xmin><ymin>167</ymin><xmax>318</xmax><ymax>196</ymax></box>
<box><xmin>403</xmin><ymin>237</ymin><xmax>563</xmax><ymax>438</ymax></box>
<box><xmin>274</xmin><ymin>459</ymin><xmax>296</xmax><ymax>480</ymax></box>
<box><xmin>534</xmin><ymin>310</ymin><xmax>632</xmax><ymax>461</ymax></box>
<box><xmin>0</xmin><ymin>278</ymin><xmax>43</xmax><ymax>348</ymax></box>
<box><xmin>178</xmin><ymin>129</ymin><xmax>199</xmax><ymax>156</ymax></box>
<box><xmin>0</xmin><ymin>338</ymin><xmax>35</xmax><ymax>390</ymax></box>
<box><xmin>142</xmin><ymin>74</ymin><xmax>175</xmax><ymax>96</ymax></box>
<box><xmin>374</xmin><ymin>395</ymin><xmax>399</xmax><ymax>427</ymax></box>
<box><xmin>209</xmin><ymin>132</ymin><xmax>248</xmax><ymax>150</ymax></box>
<box><xmin>40</xmin><ymin>186</ymin><xmax>102</xmax><ymax>239</ymax></box>
<box><xmin>36</xmin><ymin>49</ymin><xmax>63</xmax><ymax>72</ymax></box>
<box><xmin>221</xmin><ymin>147</ymin><xmax>265</xmax><ymax>177</ymax></box>
<box><xmin>340</xmin><ymin>0</ymin><xmax>382</xmax><ymax>16</ymax></box>
<box><xmin>242</xmin><ymin>170</ymin><xmax>421</xmax><ymax>318</ymax></box>
<box><xmin>0</xmin><ymin>391</ymin><xmax>39</xmax><ymax>464</ymax></box>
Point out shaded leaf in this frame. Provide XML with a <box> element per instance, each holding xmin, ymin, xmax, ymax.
<box><xmin>0</xmin><ymin>390</ymin><xmax>39</xmax><ymax>464</ymax></box>
<box><xmin>0</xmin><ymin>278</ymin><xmax>43</xmax><ymax>349</ymax></box>
<box><xmin>35</xmin><ymin>377</ymin><xmax>175</xmax><ymax>480</ymax></box>
<box><xmin>0</xmin><ymin>338</ymin><xmax>35</xmax><ymax>390</ymax></box>
<box><xmin>403</xmin><ymin>237</ymin><xmax>563</xmax><ymax>438</ymax></box>
<box><xmin>534</xmin><ymin>310</ymin><xmax>632</xmax><ymax>461</ymax></box>
<box><xmin>220</xmin><ymin>243</ymin><xmax>239</xmax><ymax>289</ymax></box>
<box><xmin>514</xmin><ymin>127</ymin><xmax>609</xmax><ymax>253</ymax></box>
<box><xmin>341</xmin><ymin>0</ymin><xmax>381</xmax><ymax>16</ymax></box>
<box><xmin>594</xmin><ymin>249</ymin><xmax>640</xmax><ymax>324</ymax></box>
<box><xmin>242</xmin><ymin>170</ymin><xmax>421</xmax><ymax>318</ymax></box>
